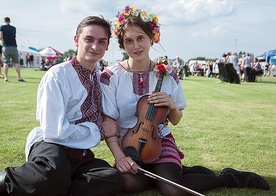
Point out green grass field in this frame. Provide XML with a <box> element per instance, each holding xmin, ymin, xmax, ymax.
<box><xmin>0</xmin><ymin>68</ymin><xmax>275</xmax><ymax>196</ymax></box>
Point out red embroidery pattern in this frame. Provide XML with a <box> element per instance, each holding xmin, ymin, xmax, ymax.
<box><xmin>70</xmin><ymin>57</ymin><xmax>101</xmax><ymax>126</ymax></box>
<box><xmin>133</xmin><ymin>72</ymin><xmax>149</xmax><ymax>96</ymax></box>
<box><xmin>100</xmin><ymin>68</ymin><xmax>113</xmax><ymax>86</ymax></box>
<box><xmin>152</xmin><ymin>133</ymin><xmax>184</xmax><ymax>169</ymax></box>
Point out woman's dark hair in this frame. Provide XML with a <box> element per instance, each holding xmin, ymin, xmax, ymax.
<box><xmin>76</xmin><ymin>16</ymin><xmax>111</xmax><ymax>40</ymax></box>
<box><xmin>117</xmin><ymin>16</ymin><xmax>153</xmax><ymax>49</ymax></box>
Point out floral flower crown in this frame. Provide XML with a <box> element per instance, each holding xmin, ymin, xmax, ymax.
<box><xmin>113</xmin><ymin>5</ymin><xmax>160</xmax><ymax>44</ymax></box>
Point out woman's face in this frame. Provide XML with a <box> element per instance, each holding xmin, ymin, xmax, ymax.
<box><xmin>123</xmin><ymin>26</ymin><xmax>151</xmax><ymax>61</ymax></box>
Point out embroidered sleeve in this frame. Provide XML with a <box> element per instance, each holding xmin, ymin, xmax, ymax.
<box><xmin>100</xmin><ymin>68</ymin><xmax>114</xmax><ymax>86</ymax></box>
<box><xmin>100</xmin><ymin>126</ymin><xmax>105</xmax><ymax>140</ymax></box>
<box><xmin>169</xmin><ymin>69</ymin><xmax>180</xmax><ymax>84</ymax></box>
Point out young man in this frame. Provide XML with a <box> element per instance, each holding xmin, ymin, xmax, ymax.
<box><xmin>0</xmin><ymin>16</ymin><xmax>122</xmax><ymax>196</ymax></box>
<box><xmin>0</xmin><ymin>17</ymin><xmax>25</xmax><ymax>82</ymax></box>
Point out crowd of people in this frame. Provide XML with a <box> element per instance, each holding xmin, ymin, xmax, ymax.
<box><xmin>0</xmin><ymin>6</ymin><xmax>272</xmax><ymax>196</ymax></box>
<box><xmin>171</xmin><ymin>51</ymin><xmax>276</xmax><ymax>84</ymax></box>
<box><xmin>216</xmin><ymin>52</ymin><xmax>267</xmax><ymax>83</ymax></box>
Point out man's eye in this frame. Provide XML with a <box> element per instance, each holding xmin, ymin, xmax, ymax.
<box><xmin>86</xmin><ymin>38</ymin><xmax>93</xmax><ymax>42</ymax></box>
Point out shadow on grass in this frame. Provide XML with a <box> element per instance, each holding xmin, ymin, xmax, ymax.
<box><xmin>115</xmin><ymin>170</ymin><xmax>275</xmax><ymax>196</ymax></box>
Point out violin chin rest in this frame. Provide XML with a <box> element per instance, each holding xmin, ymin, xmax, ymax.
<box><xmin>123</xmin><ymin>146</ymin><xmax>143</xmax><ymax>163</ymax></box>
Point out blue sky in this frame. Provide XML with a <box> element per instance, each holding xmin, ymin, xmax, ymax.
<box><xmin>1</xmin><ymin>0</ymin><xmax>275</xmax><ymax>63</ymax></box>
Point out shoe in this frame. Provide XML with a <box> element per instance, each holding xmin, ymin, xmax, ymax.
<box><xmin>18</xmin><ymin>78</ymin><xmax>26</xmax><ymax>82</ymax></box>
<box><xmin>220</xmin><ymin>168</ymin><xmax>270</xmax><ymax>190</ymax></box>
<box><xmin>0</xmin><ymin>171</ymin><xmax>7</xmax><ymax>194</ymax></box>
<box><xmin>182</xmin><ymin>165</ymin><xmax>216</xmax><ymax>176</ymax></box>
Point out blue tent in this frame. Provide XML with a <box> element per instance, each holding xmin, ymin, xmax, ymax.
<box><xmin>257</xmin><ymin>49</ymin><xmax>276</xmax><ymax>60</ymax></box>
<box><xmin>270</xmin><ymin>56</ymin><xmax>276</xmax><ymax>65</ymax></box>
<box><xmin>28</xmin><ymin>46</ymin><xmax>39</xmax><ymax>52</ymax></box>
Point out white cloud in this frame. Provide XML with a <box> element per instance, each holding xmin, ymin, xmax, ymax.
<box><xmin>191</xmin><ymin>25</ymin><xmax>225</xmax><ymax>38</ymax></box>
<box><xmin>59</xmin><ymin>0</ymin><xmax>90</xmax><ymax>12</ymax></box>
<box><xmin>153</xmin><ymin>0</ymin><xmax>235</xmax><ymax>25</ymax></box>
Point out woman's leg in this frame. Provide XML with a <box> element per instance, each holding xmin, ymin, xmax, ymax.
<box><xmin>153</xmin><ymin>163</ymin><xmax>225</xmax><ymax>196</ymax></box>
<box><xmin>120</xmin><ymin>164</ymin><xmax>155</xmax><ymax>193</ymax></box>
<box><xmin>153</xmin><ymin>164</ymin><xmax>270</xmax><ymax>195</ymax></box>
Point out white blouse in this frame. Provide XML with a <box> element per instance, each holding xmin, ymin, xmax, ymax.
<box><xmin>100</xmin><ymin>62</ymin><xmax>187</xmax><ymax>138</ymax></box>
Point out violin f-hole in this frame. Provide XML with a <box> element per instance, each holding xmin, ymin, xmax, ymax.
<box><xmin>132</xmin><ymin>122</ymin><xmax>144</xmax><ymax>134</ymax></box>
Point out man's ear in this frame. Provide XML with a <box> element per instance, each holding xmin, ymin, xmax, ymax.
<box><xmin>74</xmin><ymin>36</ymin><xmax>78</xmax><ymax>47</ymax></box>
<box><xmin>106</xmin><ymin>42</ymin><xmax>110</xmax><ymax>51</ymax></box>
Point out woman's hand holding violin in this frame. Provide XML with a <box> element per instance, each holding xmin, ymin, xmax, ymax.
<box><xmin>148</xmin><ymin>91</ymin><xmax>182</xmax><ymax>125</ymax></box>
<box><xmin>148</xmin><ymin>92</ymin><xmax>177</xmax><ymax>110</ymax></box>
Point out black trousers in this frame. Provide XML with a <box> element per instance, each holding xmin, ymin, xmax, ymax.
<box><xmin>225</xmin><ymin>63</ymin><xmax>240</xmax><ymax>84</ymax></box>
<box><xmin>244</xmin><ymin>67</ymin><xmax>251</xmax><ymax>82</ymax></box>
<box><xmin>250</xmin><ymin>69</ymin><xmax>263</xmax><ymax>82</ymax></box>
<box><xmin>218</xmin><ymin>63</ymin><xmax>226</xmax><ymax>82</ymax></box>
<box><xmin>4</xmin><ymin>142</ymin><xmax>122</xmax><ymax>196</ymax></box>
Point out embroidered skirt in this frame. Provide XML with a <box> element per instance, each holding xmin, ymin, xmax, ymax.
<box><xmin>151</xmin><ymin>133</ymin><xmax>184</xmax><ymax>169</ymax></box>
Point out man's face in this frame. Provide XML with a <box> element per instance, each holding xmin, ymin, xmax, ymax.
<box><xmin>74</xmin><ymin>25</ymin><xmax>109</xmax><ymax>68</ymax></box>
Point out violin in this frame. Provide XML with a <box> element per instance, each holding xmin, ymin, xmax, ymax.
<box><xmin>121</xmin><ymin>72</ymin><xmax>169</xmax><ymax>163</ymax></box>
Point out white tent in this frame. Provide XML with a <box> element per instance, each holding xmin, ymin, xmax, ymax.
<box><xmin>18</xmin><ymin>46</ymin><xmax>41</xmax><ymax>68</ymax></box>
<box><xmin>39</xmin><ymin>47</ymin><xmax>57</xmax><ymax>57</ymax></box>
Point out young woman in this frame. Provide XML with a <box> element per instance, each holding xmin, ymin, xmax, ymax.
<box><xmin>100</xmin><ymin>6</ymin><xmax>270</xmax><ymax>195</ymax></box>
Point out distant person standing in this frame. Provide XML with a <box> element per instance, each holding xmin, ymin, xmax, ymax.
<box><xmin>241</xmin><ymin>53</ymin><xmax>252</xmax><ymax>83</ymax></box>
<box><xmin>217</xmin><ymin>53</ymin><xmax>227</xmax><ymax>82</ymax></box>
<box><xmin>19</xmin><ymin>52</ymin><xmax>24</xmax><ymax>67</ymax></box>
<box><xmin>25</xmin><ymin>53</ymin><xmax>30</xmax><ymax>67</ymax></box>
<box><xmin>225</xmin><ymin>52</ymin><xmax>240</xmax><ymax>84</ymax></box>
<box><xmin>172</xmin><ymin>56</ymin><xmax>184</xmax><ymax>79</ymax></box>
<box><xmin>229</xmin><ymin>52</ymin><xmax>240</xmax><ymax>76</ymax></box>
<box><xmin>0</xmin><ymin>41</ymin><xmax>3</xmax><ymax>77</ymax></box>
<box><xmin>29</xmin><ymin>53</ymin><xmax>34</xmax><ymax>67</ymax></box>
<box><xmin>0</xmin><ymin>17</ymin><xmax>25</xmax><ymax>82</ymax></box>
<box><xmin>162</xmin><ymin>55</ymin><xmax>169</xmax><ymax>65</ymax></box>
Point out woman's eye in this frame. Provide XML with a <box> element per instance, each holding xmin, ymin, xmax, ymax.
<box><xmin>137</xmin><ymin>36</ymin><xmax>145</xmax><ymax>41</ymax></box>
<box><xmin>125</xmin><ymin>40</ymin><xmax>132</xmax><ymax>44</ymax></box>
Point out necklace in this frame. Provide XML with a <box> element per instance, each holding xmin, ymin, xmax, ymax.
<box><xmin>127</xmin><ymin>59</ymin><xmax>152</xmax><ymax>72</ymax></box>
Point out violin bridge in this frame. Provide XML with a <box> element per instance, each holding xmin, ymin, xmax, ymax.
<box><xmin>137</xmin><ymin>138</ymin><xmax>147</xmax><ymax>157</ymax></box>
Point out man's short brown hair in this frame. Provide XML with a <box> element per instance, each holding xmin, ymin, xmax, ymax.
<box><xmin>4</xmin><ymin>17</ymin><xmax>10</xmax><ymax>23</ymax></box>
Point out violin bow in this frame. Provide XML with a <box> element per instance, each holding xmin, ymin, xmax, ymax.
<box><xmin>137</xmin><ymin>165</ymin><xmax>205</xmax><ymax>196</ymax></box>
